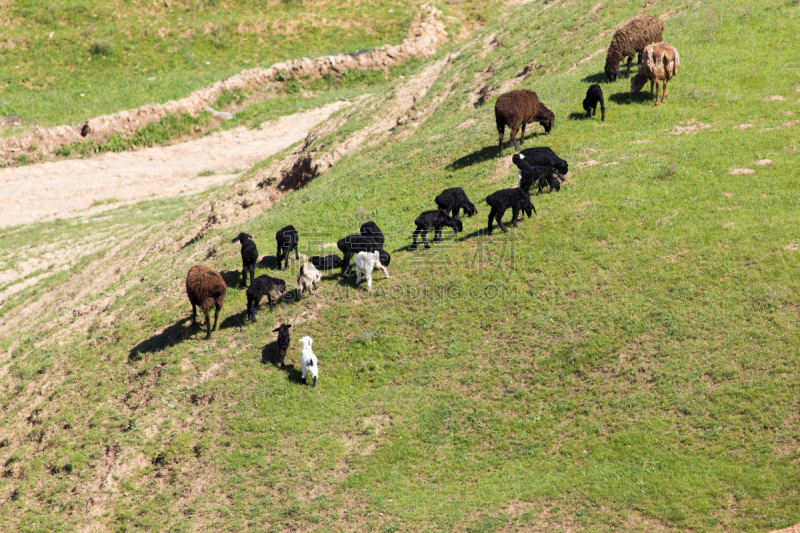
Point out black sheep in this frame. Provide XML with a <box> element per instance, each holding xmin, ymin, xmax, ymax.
<box><xmin>485</xmin><ymin>188</ymin><xmax>536</xmax><ymax>234</ymax></box>
<box><xmin>275</xmin><ymin>225</ymin><xmax>299</xmax><ymax>271</ymax></box>
<box><xmin>583</xmin><ymin>84</ymin><xmax>605</xmax><ymax>121</ymax></box>
<box><xmin>272</xmin><ymin>323</ymin><xmax>291</xmax><ymax>368</ymax></box>
<box><xmin>246</xmin><ymin>275</ymin><xmax>286</xmax><ymax>322</ymax></box>
<box><xmin>517</xmin><ymin>162</ymin><xmax>562</xmax><ymax>194</ymax></box>
<box><xmin>337</xmin><ymin>235</ymin><xmax>390</xmax><ymax>278</ymax></box>
<box><xmin>360</xmin><ymin>221</ymin><xmax>385</xmax><ymax>247</ymax></box>
<box><xmin>435</xmin><ymin>187</ymin><xmax>478</xmax><ymax>218</ymax></box>
<box><xmin>231</xmin><ymin>232</ymin><xmax>259</xmax><ymax>287</ymax></box>
<box><xmin>410</xmin><ymin>209</ymin><xmax>463</xmax><ymax>250</ymax></box>
<box><xmin>515</xmin><ymin>147</ymin><xmax>569</xmax><ymax>175</ymax></box>
<box><xmin>309</xmin><ymin>254</ymin><xmax>344</xmax><ymax>271</ymax></box>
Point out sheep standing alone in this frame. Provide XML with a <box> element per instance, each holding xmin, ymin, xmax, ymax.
<box><xmin>185</xmin><ymin>265</ymin><xmax>227</xmax><ymax>340</ymax></box>
<box><xmin>299</xmin><ymin>336</ymin><xmax>318</xmax><ymax>387</ymax></box>
<box><xmin>605</xmin><ymin>15</ymin><xmax>664</xmax><ymax>82</ymax></box>
<box><xmin>275</xmin><ymin>225</ymin><xmax>299</xmax><ymax>271</ymax></box>
<box><xmin>246</xmin><ymin>275</ymin><xmax>286</xmax><ymax>322</ymax></box>
<box><xmin>485</xmin><ymin>188</ymin><xmax>536</xmax><ymax>234</ymax></box>
<box><xmin>309</xmin><ymin>254</ymin><xmax>344</xmax><ymax>271</ymax></box>
<box><xmin>435</xmin><ymin>187</ymin><xmax>478</xmax><ymax>218</ymax></box>
<box><xmin>410</xmin><ymin>209</ymin><xmax>463</xmax><ymax>250</ymax></box>
<box><xmin>630</xmin><ymin>42</ymin><xmax>680</xmax><ymax>106</ymax></box>
<box><xmin>515</xmin><ymin>147</ymin><xmax>569</xmax><ymax>175</ymax></box>
<box><xmin>297</xmin><ymin>262</ymin><xmax>322</xmax><ymax>299</ymax></box>
<box><xmin>495</xmin><ymin>90</ymin><xmax>555</xmax><ymax>157</ymax></box>
<box><xmin>355</xmin><ymin>251</ymin><xmax>390</xmax><ymax>291</ymax></box>
<box><xmin>273</xmin><ymin>324</ymin><xmax>291</xmax><ymax>368</ymax></box>
<box><xmin>583</xmin><ymin>84</ymin><xmax>605</xmax><ymax>121</ymax></box>
<box><xmin>231</xmin><ymin>232</ymin><xmax>259</xmax><ymax>287</ymax></box>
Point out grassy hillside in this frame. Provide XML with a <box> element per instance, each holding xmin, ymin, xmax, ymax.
<box><xmin>0</xmin><ymin>0</ymin><xmax>493</xmax><ymax>133</ymax></box>
<box><xmin>2</xmin><ymin>0</ymin><xmax>800</xmax><ymax>531</ymax></box>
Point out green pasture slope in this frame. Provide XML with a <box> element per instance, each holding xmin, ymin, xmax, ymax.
<box><xmin>1</xmin><ymin>0</ymin><xmax>800</xmax><ymax>531</ymax></box>
<box><xmin>0</xmin><ymin>0</ymin><xmax>492</xmax><ymax>133</ymax></box>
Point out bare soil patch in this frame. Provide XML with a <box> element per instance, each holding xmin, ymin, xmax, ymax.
<box><xmin>0</xmin><ymin>102</ymin><xmax>348</xmax><ymax>228</ymax></box>
<box><xmin>729</xmin><ymin>168</ymin><xmax>755</xmax><ymax>175</ymax></box>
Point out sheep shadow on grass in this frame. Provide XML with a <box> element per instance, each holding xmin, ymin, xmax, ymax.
<box><xmin>260</xmin><ymin>343</ymin><xmax>305</xmax><ymax>382</ymax></box>
<box><xmin>609</xmin><ymin>91</ymin><xmax>652</xmax><ymax>105</ymax></box>
<box><xmin>219</xmin><ymin>309</ymin><xmax>249</xmax><ymax>330</ymax></box>
<box><xmin>569</xmin><ymin>112</ymin><xmax>588</xmax><ymax>120</ymax></box>
<box><xmin>580</xmin><ymin>72</ymin><xmax>608</xmax><ymax>84</ymax></box>
<box><xmin>220</xmin><ymin>270</ymin><xmax>243</xmax><ymax>288</ymax></box>
<box><xmin>447</xmin><ymin>146</ymin><xmax>499</xmax><ymax>170</ymax></box>
<box><xmin>128</xmin><ymin>317</ymin><xmax>195</xmax><ymax>361</ymax></box>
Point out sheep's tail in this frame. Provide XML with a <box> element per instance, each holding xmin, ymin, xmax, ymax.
<box><xmin>671</xmin><ymin>47</ymin><xmax>680</xmax><ymax>75</ymax></box>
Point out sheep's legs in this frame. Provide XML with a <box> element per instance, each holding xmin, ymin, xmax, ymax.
<box><xmin>661</xmin><ymin>80</ymin><xmax>669</xmax><ymax>104</ymax></box>
<box><xmin>294</xmin><ymin>244</ymin><xmax>299</xmax><ymax>260</ymax></box>
<box><xmin>203</xmin><ymin>310</ymin><xmax>211</xmax><ymax>339</ymax></box>
<box><xmin>600</xmin><ymin>98</ymin><xmax>605</xmax><ymax>121</ymax></box>
<box><xmin>340</xmin><ymin>252</ymin><xmax>353</xmax><ymax>278</ymax></box>
<box><xmin>520</xmin><ymin>123</ymin><xmax>526</xmax><ymax>145</ymax></box>
<box><xmin>495</xmin><ymin>208</ymin><xmax>509</xmax><ymax>233</ymax></box>
<box><xmin>625</xmin><ymin>57</ymin><xmax>633</xmax><ymax>78</ymax></box>
<box><xmin>509</xmin><ymin>126</ymin><xmax>521</xmax><ymax>152</ymax></box>
<box><xmin>510</xmin><ymin>208</ymin><xmax>520</xmax><ymax>227</ymax></box>
<box><xmin>654</xmin><ymin>81</ymin><xmax>660</xmax><ymax>106</ymax></box>
<box><xmin>434</xmin><ymin>225</ymin><xmax>443</xmax><ymax>242</ymax></box>
<box><xmin>452</xmin><ymin>207</ymin><xmax>461</xmax><ymax>218</ymax></box>
<box><xmin>487</xmin><ymin>207</ymin><xmax>497</xmax><ymax>234</ymax></box>
<box><xmin>212</xmin><ymin>306</ymin><xmax>220</xmax><ymax>331</ymax></box>
<box><xmin>420</xmin><ymin>229</ymin><xmax>431</xmax><ymax>249</ymax></box>
<box><xmin>497</xmin><ymin>125</ymin><xmax>505</xmax><ymax>157</ymax></box>
<box><xmin>191</xmin><ymin>303</ymin><xmax>197</xmax><ymax>325</ymax></box>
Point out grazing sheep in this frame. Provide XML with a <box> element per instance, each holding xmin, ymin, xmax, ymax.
<box><xmin>338</xmin><ymin>224</ymin><xmax>390</xmax><ymax>278</ymax></box>
<box><xmin>605</xmin><ymin>15</ymin><xmax>664</xmax><ymax>82</ymax></box>
<box><xmin>246</xmin><ymin>275</ymin><xmax>286</xmax><ymax>322</ymax></box>
<box><xmin>495</xmin><ymin>89</ymin><xmax>555</xmax><ymax>157</ymax></box>
<box><xmin>299</xmin><ymin>336</ymin><xmax>318</xmax><ymax>387</ymax></box>
<box><xmin>231</xmin><ymin>232</ymin><xmax>259</xmax><ymax>286</ymax></box>
<box><xmin>309</xmin><ymin>254</ymin><xmax>344</xmax><ymax>271</ymax></box>
<box><xmin>515</xmin><ymin>147</ymin><xmax>569</xmax><ymax>175</ymax></box>
<box><xmin>355</xmin><ymin>251</ymin><xmax>390</xmax><ymax>290</ymax></box>
<box><xmin>185</xmin><ymin>265</ymin><xmax>227</xmax><ymax>340</ymax></box>
<box><xmin>485</xmin><ymin>188</ymin><xmax>536</xmax><ymax>234</ymax></box>
<box><xmin>516</xmin><ymin>162</ymin><xmax>563</xmax><ymax>194</ymax></box>
<box><xmin>630</xmin><ymin>42</ymin><xmax>680</xmax><ymax>106</ymax></box>
<box><xmin>296</xmin><ymin>262</ymin><xmax>322</xmax><ymax>299</ymax></box>
<box><xmin>435</xmin><ymin>187</ymin><xmax>478</xmax><ymax>218</ymax></box>
<box><xmin>275</xmin><ymin>225</ymin><xmax>299</xmax><ymax>271</ymax></box>
<box><xmin>410</xmin><ymin>209</ymin><xmax>463</xmax><ymax>250</ymax></box>
<box><xmin>583</xmin><ymin>84</ymin><xmax>605</xmax><ymax>121</ymax></box>
<box><xmin>360</xmin><ymin>221</ymin><xmax>385</xmax><ymax>247</ymax></box>
<box><xmin>273</xmin><ymin>323</ymin><xmax>291</xmax><ymax>368</ymax></box>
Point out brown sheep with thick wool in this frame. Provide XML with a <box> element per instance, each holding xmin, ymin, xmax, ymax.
<box><xmin>605</xmin><ymin>16</ymin><xmax>664</xmax><ymax>82</ymax></box>
<box><xmin>494</xmin><ymin>90</ymin><xmax>554</xmax><ymax>157</ymax></box>
<box><xmin>630</xmin><ymin>42</ymin><xmax>680</xmax><ymax>105</ymax></box>
<box><xmin>185</xmin><ymin>265</ymin><xmax>227</xmax><ymax>339</ymax></box>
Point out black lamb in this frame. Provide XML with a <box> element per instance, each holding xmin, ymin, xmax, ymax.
<box><xmin>309</xmin><ymin>254</ymin><xmax>344</xmax><ymax>271</ymax></box>
<box><xmin>272</xmin><ymin>323</ymin><xmax>291</xmax><ymax>368</ymax></box>
<box><xmin>515</xmin><ymin>147</ymin><xmax>569</xmax><ymax>175</ymax></box>
<box><xmin>359</xmin><ymin>221</ymin><xmax>385</xmax><ymax>247</ymax></box>
<box><xmin>410</xmin><ymin>209</ymin><xmax>463</xmax><ymax>250</ymax></box>
<box><xmin>231</xmin><ymin>232</ymin><xmax>259</xmax><ymax>287</ymax></box>
<box><xmin>583</xmin><ymin>84</ymin><xmax>605</xmax><ymax>121</ymax></box>
<box><xmin>485</xmin><ymin>188</ymin><xmax>536</xmax><ymax>234</ymax></box>
<box><xmin>513</xmin><ymin>154</ymin><xmax>564</xmax><ymax>194</ymax></box>
<box><xmin>337</xmin><ymin>235</ymin><xmax>390</xmax><ymax>278</ymax></box>
<box><xmin>246</xmin><ymin>275</ymin><xmax>286</xmax><ymax>322</ymax></box>
<box><xmin>275</xmin><ymin>225</ymin><xmax>299</xmax><ymax>271</ymax></box>
<box><xmin>435</xmin><ymin>187</ymin><xmax>478</xmax><ymax>218</ymax></box>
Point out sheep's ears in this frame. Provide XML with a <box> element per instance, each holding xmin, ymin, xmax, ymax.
<box><xmin>286</xmin><ymin>325</ymin><xmax>292</xmax><ymax>329</ymax></box>
<box><xmin>273</xmin><ymin>327</ymin><xmax>280</xmax><ymax>332</ymax></box>
<box><xmin>518</xmin><ymin>153</ymin><xmax>525</xmax><ymax>160</ymax></box>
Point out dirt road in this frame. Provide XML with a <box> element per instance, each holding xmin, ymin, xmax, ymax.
<box><xmin>0</xmin><ymin>101</ymin><xmax>349</xmax><ymax>228</ymax></box>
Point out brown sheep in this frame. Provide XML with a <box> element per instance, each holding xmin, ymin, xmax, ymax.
<box><xmin>605</xmin><ymin>16</ymin><xmax>664</xmax><ymax>82</ymax></box>
<box><xmin>494</xmin><ymin>90</ymin><xmax>554</xmax><ymax>157</ymax></box>
<box><xmin>185</xmin><ymin>265</ymin><xmax>227</xmax><ymax>340</ymax></box>
<box><xmin>630</xmin><ymin>42</ymin><xmax>680</xmax><ymax>106</ymax></box>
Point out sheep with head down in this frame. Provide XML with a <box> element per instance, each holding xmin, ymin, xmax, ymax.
<box><xmin>630</xmin><ymin>42</ymin><xmax>680</xmax><ymax>106</ymax></box>
<box><xmin>605</xmin><ymin>15</ymin><xmax>664</xmax><ymax>82</ymax></box>
<box><xmin>495</xmin><ymin>90</ymin><xmax>554</xmax><ymax>157</ymax></box>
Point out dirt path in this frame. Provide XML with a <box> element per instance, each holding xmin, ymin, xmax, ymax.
<box><xmin>0</xmin><ymin>101</ymin><xmax>349</xmax><ymax>228</ymax></box>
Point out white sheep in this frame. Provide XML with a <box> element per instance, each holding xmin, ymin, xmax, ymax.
<box><xmin>355</xmin><ymin>250</ymin><xmax>389</xmax><ymax>290</ymax></box>
<box><xmin>299</xmin><ymin>336</ymin><xmax>318</xmax><ymax>387</ymax></box>
<box><xmin>296</xmin><ymin>262</ymin><xmax>322</xmax><ymax>299</ymax></box>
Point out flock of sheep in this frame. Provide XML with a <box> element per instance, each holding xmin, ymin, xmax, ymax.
<box><xmin>183</xmin><ymin>16</ymin><xmax>680</xmax><ymax>386</ymax></box>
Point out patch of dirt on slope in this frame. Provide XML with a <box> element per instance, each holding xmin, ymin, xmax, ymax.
<box><xmin>0</xmin><ymin>102</ymin><xmax>349</xmax><ymax>228</ymax></box>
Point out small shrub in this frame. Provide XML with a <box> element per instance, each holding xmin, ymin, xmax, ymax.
<box><xmin>657</xmin><ymin>162</ymin><xmax>678</xmax><ymax>180</ymax></box>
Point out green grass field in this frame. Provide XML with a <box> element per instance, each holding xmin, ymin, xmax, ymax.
<box><xmin>1</xmin><ymin>0</ymin><xmax>800</xmax><ymax>531</ymax></box>
<box><xmin>0</xmin><ymin>0</ymin><xmax>493</xmax><ymax>134</ymax></box>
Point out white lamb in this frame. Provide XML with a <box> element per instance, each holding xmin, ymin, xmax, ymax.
<box><xmin>299</xmin><ymin>336</ymin><xmax>318</xmax><ymax>387</ymax></box>
<box><xmin>355</xmin><ymin>250</ymin><xmax>389</xmax><ymax>290</ymax></box>
<box><xmin>296</xmin><ymin>262</ymin><xmax>322</xmax><ymax>299</ymax></box>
